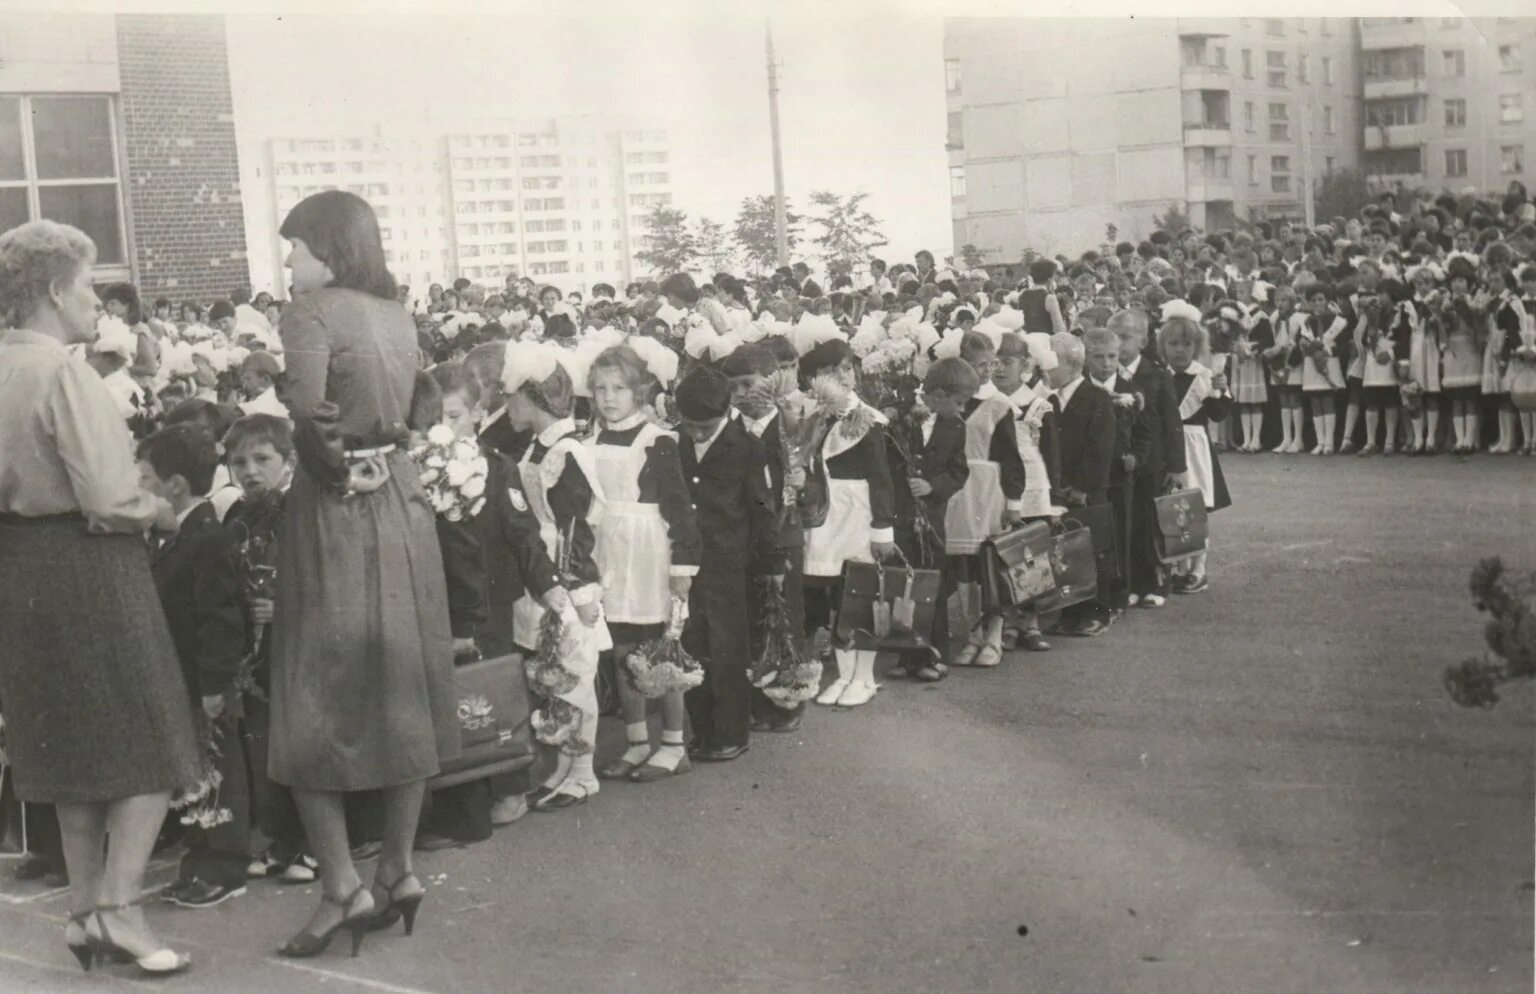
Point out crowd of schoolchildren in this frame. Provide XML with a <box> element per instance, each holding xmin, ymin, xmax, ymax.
<box><xmin>6</xmin><ymin>180</ymin><xmax>1536</xmax><ymax>914</ymax></box>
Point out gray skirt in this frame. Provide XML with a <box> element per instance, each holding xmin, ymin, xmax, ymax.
<box><xmin>0</xmin><ymin>516</ymin><xmax>201</xmax><ymax>804</ymax></box>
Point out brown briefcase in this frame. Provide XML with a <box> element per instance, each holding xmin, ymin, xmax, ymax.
<box><xmin>427</xmin><ymin>653</ymin><xmax>536</xmax><ymax>790</ymax></box>
<box><xmin>834</xmin><ymin>558</ymin><xmax>944</xmax><ymax>651</ymax></box>
<box><xmin>1033</xmin><ymin>525</ymin><xmax>1099</xmax><ymax>612</ymax></box>
<box><xmin>1153</xmin><ymin>488</ymin><xmax>1208</xmax><ymax>564</ymax></box>
<box><xmin>980</xmin><ymin>521</ymin><xmax>1057</xmax><ymax>610</ymax></box>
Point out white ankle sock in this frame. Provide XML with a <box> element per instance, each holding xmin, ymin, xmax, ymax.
<box><xmin>651</xmin><ymin>731</ymin><xmax>686</xmax><ymax>771</ymax></box>
<box><xmin>621</xmin><ymin>722</ymin><xmax>651</xmax><ymax>765</ymax></box>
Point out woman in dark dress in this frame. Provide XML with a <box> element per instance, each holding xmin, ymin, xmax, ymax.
<box><xmin>268</xmin><ymin>192</ymin><xmax>459</xmax><ymax>957</ymax></box>
<box><xmin>0</xmin><ymin>220</ymin><xmax>199</xmax><ymax>976</ymax></box>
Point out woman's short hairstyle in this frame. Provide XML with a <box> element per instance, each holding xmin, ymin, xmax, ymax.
<box><xmin>429</xmin><ymin>361</ymin><xmax>482</xmax><ymax>409</ymax></box>
<box><xmin>923</xmin><ymin>356</ymin><xmax>980</xmax><ymax>398</ymax></box>
<box><xmin>0</xmin><ymin>220</ymin><xmax>96</xmax><ymax>328</ymax></box>
<box><xmin>588</xmin><ymin>345</ymin><xmax>657</xmax><ymax>398</ymax></box>
<box><xmin>223</xmin><ymin>413</ymin><xmax>295</xmax><ymax>459</ymax></box>
<box><xmin>278</xmin><ymin>190</ymin><xmax>397</xmax><ymax>300</ymax></box>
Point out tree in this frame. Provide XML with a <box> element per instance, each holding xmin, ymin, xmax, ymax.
<box><xmin>1313</xmin><ymin>167</ymin><xmax>1372</xmax><ymax>225</ymax></box>
<box><xmin>807</xmin><ymin>190</ymin><xmax>889</xmax><ymax>279</ymax></box>
<box><xmin>733</xmin><ymin>195</ymin><xmax>803</xmax><ymax>276</ymax></box>
<box><xmin>635</xmin><ymin>202</ymin><xmax>698</xmax><ymax>276</ymax></box>
<box><xmin>1152</xmin><ymin>202</ymin><xmax>1192</xmax><ymax>235</ymax></box>
<box><xmin>694</xmin><ymin>217</ymin><xmax>737</xmax><ymax>277</ymax></box>
<box><xmin>959</xmin><ymin>243</ymin><xmax>988</xmax><ymax>269</ymax></box>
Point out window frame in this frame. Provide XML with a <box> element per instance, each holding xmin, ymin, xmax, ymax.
<box><xmin>1500</xmin><ymin>93</ymin><xmax>1525</xmax><ymax>124</ymax></box>
<box><xmin>1445</xmin><ymin>98</ymin><xmax>1467</xmax><ymax>128</ymax></box>
<box><xmin>0</xmin><ymin>93</ymin><xmax>131</xmax><ymax>280</ymax></box>
<box><xmin>1444</xmin><ymin>148</ymin><xmax>1467</xmax><ymax>178</ymax></box>
<box><xmin>1501</xmin><ymin>145</ymin><xmax>1525</xmax><ymax>174</ymax></box>
<box><xmin>949</xmin><ymin>165</ymin><xmax>966</xmax><ymax>199</ymax></box>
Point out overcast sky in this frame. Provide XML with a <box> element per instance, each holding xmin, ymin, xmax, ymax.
<box><xmin>225</xmin><ymin>9</ymin><xmax>955</xmax><ymax>266</ymax></box>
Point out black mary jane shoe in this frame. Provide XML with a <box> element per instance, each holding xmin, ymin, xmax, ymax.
<box><xmin>751</xmin><ymin>714</ymin><xmax>803</xmax><ymax>733</ymax></box>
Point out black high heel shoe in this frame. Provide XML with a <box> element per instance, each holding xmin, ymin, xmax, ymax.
<box><xmin>89</xmin><ymin>900</ymin><xmax>191</xmax><ymax>975</ymax></box>
<box><xmin>277</xmin><ymin>885</ymin><xmax>373</xmax><ymax>958</ymax></box>
<box><xmin>367</xmin><ymin>872</ymin><xmax>426</xmax><ymax>936</ymax></box>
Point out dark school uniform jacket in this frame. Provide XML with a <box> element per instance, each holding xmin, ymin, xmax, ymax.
<box><xmin>679</xmin><ymin>418</ymin><xmax>783</xmax><ymax>578</ymax></box>
<box><xmin>1053</xmin><ymin>379</ymin><xmax>1117</xmax><ymax>508</ymax></box>
<box><xmin>151</xmin><ymin>501</ymin><xmax>247</xmax><ymax>704</ymax></box>
<box><xmin>887</xmin><ymin>413</ymin><xmax>969</xmax><ymax>543</ymax></box>
<box><xmin>1127</xmin><ymin>356</ymin><xmax>1186</xmax><ymax>479</ymax></box>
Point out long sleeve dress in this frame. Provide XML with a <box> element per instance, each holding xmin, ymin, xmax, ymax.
<box><xmin>268</xmin><ymin>287</ymin><xmax>459</xmax><ymax>791</ymax></box>
<box><xmin>0</xmin><ymin>329</ymin><xmax>201</xmax><ymax>804</ymax></box>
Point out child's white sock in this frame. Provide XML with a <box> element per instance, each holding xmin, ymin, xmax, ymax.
<box><xmin>650</xmin><ymin>730</ymin><xmax>686</xmax><ymax>771</ymax></box>
<box><xmin>621</xmin><ymin>722</ymin><xmax>651</xmax><ymax>766</ymax></box>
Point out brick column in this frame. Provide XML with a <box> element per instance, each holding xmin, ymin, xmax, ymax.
<box><xmin>115</xmin><ymin>14</ymin><xmax>248</xmax><ymax>301</ymax></box>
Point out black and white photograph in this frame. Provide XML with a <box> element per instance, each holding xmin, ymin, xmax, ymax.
<box><xmin>0</xmin><ymin>1</ymin><xmax>1532</xmax><ymax>991</ymax></box>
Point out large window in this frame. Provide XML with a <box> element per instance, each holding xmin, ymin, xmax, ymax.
<box><xmin>1500</xmin><ymin>94</ymin><xmax>1525</xmax><ymax>124</ymax></box>
<box><xmin>1502</xmin><ymin>145</ymin><xmax>1525</xmax><ymax>174</ymax></box>
<box><xmin>1499</xmin><ymin>44</ymin><xmax>1522</xmax><ymax>72</ymax></box>
<box><xmin>1445</xmin><ymin>148</ymin><xmax>1467</xmax><ymax>177</ymax></box>
<box><xmin>0</xmin><ymin>95</ymin><xmax>126</xmax><ymax>270</ymax></box>
<box><xmin>1266</xmin><ymin>50</ymin><xmax>1287</xmax><ymax>88</ymax></box>
<box><xmin>1443</xmin><ymin>49</ymin><xmax>1465</xmax><ymax>77</ymax></box>
<box><xmin>1445</xmin><ymin>99</ymin><xmax>1467</xmax><ymax>127</ymax></box>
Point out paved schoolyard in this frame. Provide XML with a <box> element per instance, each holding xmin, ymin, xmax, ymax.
<box><xmin>1</xmin><ymin>454</ymin><xmax>1531</xmax><ymax>994</ymax></box>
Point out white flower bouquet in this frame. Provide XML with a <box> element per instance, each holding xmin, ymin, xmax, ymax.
<box><xmin>412</xmin><ymin>424</ymin><xmax>489</xmax><ymax>523</ymax></box>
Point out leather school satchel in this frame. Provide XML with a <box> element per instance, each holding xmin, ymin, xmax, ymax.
<box><xmin>427</xmin><ymin>653</ymin><xmax>537</xmax><ymax>791</ymax></box>
<box><xmin>1032</xmin><ymin>525</ymin><xmax>1099</xmax><ymax>613</ymax></box>
<box><xmin>1153</xmin><ymin>487</ymin><xmax>1209</xmax><ymax>564</ymax></box>
<box><xmin>834</xmin><ymin>557</ymin><xmax>943</xmax><ymax>652</ymax></box>
<box><xmin>980</xmin><ymin>521</ymin><xmax>1057</xmax><ymax>610</ymax></box>
<box><xmin>1063</xmin><ymin>503</ymin><xmax>1121</xmax><ymax>584</ymax></box>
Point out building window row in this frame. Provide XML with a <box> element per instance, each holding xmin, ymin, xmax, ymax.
<box><xmin>0</xmin><ymin>94</ymin><xmax>126</xmax><ymax>269</ymax></box>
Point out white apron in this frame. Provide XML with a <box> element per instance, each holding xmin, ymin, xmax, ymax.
<box><xmin>587</xmin><ymin>423</ymin><xmax>673</xmax><ymax>624</ymax></box>
<box><xmin>803</xmin><ymin>403</ymin><xmax>886</xmax><ymax>578</ymax></box>
<box><xmin>512</xmin><ymin>436</ymin><xmax>609</xmax><ymax>715</ymax></box>
<box><xmin>945</xmin><ymin>391</ymin><xmax>1013</xmax><ymax>555</ymax></box>
<box><xmin>1183</xmin><ymin>426</ymin><xmax>1218</xmax><ymax>510</ymax></box>
<box><xmin>1299</xmin><ymin>315</ymin><xmax>1347</xmax><ymax>392</ymax></box>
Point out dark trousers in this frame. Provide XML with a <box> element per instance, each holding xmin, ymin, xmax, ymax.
<box><xmin>242</xmin><ymin>694</ymin><xmax>307</xmax><ymax>856</ymax></box>
<box><xmin>420</xmin><ymin>780</ymin><xmax>493</xmax><ymax>844</ymax></box>
<box><xmin>897</xmin><ymin>523</ymin><xmax>952</xmax><ymax>663</ymax></box>
<box><xmin>1063</xmin><ymin>491</ymin><xmax>1130</xmax><ymax>622</ymax></box>
<box><xmin>1129</xmin><ymin>473</ymin><xmax>1168</xmax><ymax>598</ymax></box>
<box><xmin>750</xmin><ymin>546</ymin><xmax>805</xmax><ymax>726</ymax></box>
<box><xmin>179</xmin><ymin>712</ymin><xmax>251</xmax><ymax>889</ymax></box>
<box><xmin>683</xmin><ymin>555</ymin><xmax>752</xmax><ymax>750</ymax></box>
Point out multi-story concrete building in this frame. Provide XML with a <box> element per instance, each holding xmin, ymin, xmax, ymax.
<box><xmin>1360</xmin><ymin>17</ymin><xmax>1535</xmax><ymax>195</ymax></box>
<box><xmin>944</xmin><ymin>17</ymin><xmax>1362</xmax><ymax>259</ymax></box>
<box><xmin>245</xmin><ymin>117</ymin><xmax>673</xmax><ymax>298</ymax></box>
<box><xmin>0</xmin><ymin>12</ymin><xmax>247</xmax><ymax>300</ymax></box>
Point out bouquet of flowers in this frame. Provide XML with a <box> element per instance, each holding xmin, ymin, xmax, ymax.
<box><xmin>412</xmin><ymin>425</ymin><xmax>489</xmax><ymax>523</ymax></box>
<box><xmin>858</xmin><ymin>340</ymin><xmax>943</xmax><ymax>565</ymax></box>
<box><xmin>525</xmin><ymin>609</ymin><xmax>581</xmax><ymax>698</ymax></box>
<box><xmin>171</xmin><ymin>720</ymin><xmax>232</xmax><ymax>829</ymax></box>
<box><xmin>531</xmin><ymin>697</ymin><xmax>591</xmax><ymax>756</ymax></box>
<box><xmin>228</xmin><ymin>489</ymin><xmax>283</xmax><ymax>700</ymax></box>
<box><xmin>623</xmin><ymin>596</ymin><xmax>703</xmax><ymax>698</ymax></box>
<box><xmin>753</xmin><ymin>577</ymin><xmax>823</xmax><ymax>710</ymax></box>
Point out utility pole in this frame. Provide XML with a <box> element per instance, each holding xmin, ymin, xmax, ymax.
<box><xmin>1300</xmin><ymin>70</ymin><xmax>1316</xmax><ymax>227</ymax></box>
<box><xmin>767</xmin><ymin>23</ymin><xmax>789</xmax><ymax>268</ymax></box>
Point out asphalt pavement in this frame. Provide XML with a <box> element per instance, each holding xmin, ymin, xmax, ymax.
<box><xmin>1</xmin><ymin>454</ymin><xmax>1531</xmax><ymax>994</ymax></box>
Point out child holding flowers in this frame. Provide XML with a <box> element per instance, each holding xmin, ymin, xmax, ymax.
<box><xmin>501</xmin><ymin>342</ymin><xmax>606</xmax><ymax>811</ymax></box>
<box><xmin>584</xmin><ymin>345</ymin><xmax>703</xmax><ymax>783</ymax></box>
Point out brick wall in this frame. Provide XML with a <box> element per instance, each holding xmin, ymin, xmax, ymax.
<box><xmin>115</xmin><ymin>14</ymin><xmax>248</xmax><ymax>301</ymax></box>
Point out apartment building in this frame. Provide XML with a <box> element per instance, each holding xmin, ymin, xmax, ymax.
<box><xmin>1360</xmin><ymin>17</ymin><xmax>1535</xmax><ymax>195</ymax></box>
<box><xmin>246</xmin><ymin>117</ymin><xmax>673</xmax><ymax>297</ymax></box>
<box><xmin>943</xmin><ymin>17</ymin><xmax>1361</xmax><ymax>259</ymax></box>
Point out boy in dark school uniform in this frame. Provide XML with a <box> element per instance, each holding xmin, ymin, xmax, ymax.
<box><xmin>136</xmin><ymin>424</ymin><xmax>250</xmax><ymax>909</ymax></box>
<box><xmin>719</xmin><ymin>343</ymin><xmax>808</xmax><ymax>733</ymax></box>
<box><xmin>675</xmin><ymin>368</ymin><xmax>784</xmax><ymax>762</ymax></box>
<box><xmin>886</xmin><ymin>357</ymin><xmax>974</xmax><ymax>681</ymax></box>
